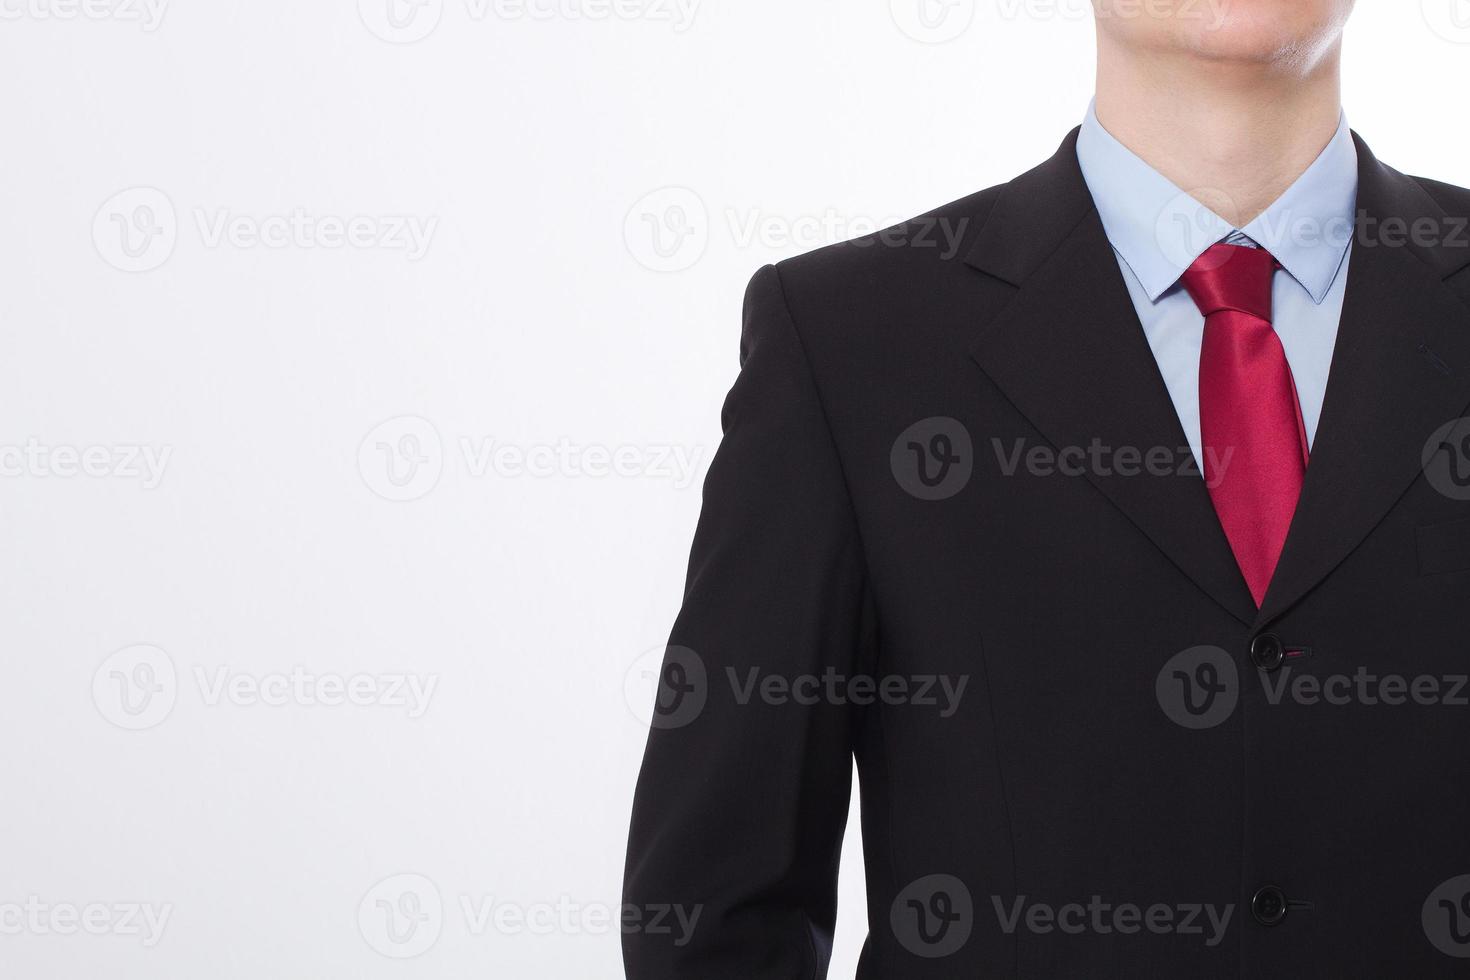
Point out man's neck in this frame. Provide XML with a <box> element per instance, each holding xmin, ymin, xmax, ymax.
<box><xmin>1094</xmin><ymin>35</ymin><xmax>1344</xmax><ymax>227</ymax></box>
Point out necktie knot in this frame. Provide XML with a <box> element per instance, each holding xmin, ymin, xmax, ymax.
<box><xmin>1179</xmin><ymin>242</ymin><xmax>1277</xmax><ymax>323</ymax></box>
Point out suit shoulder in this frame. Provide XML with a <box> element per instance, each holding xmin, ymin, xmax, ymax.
<box><xmin>751</xmin><ymin>185</ymin><xmax>1009</xmax><ymax>358</ymax></box>
<box><xmin>1410</xmin><ymin>174</ymin><xmax>1470</xmax><ymax>216</ymax></box>
<box><xmin>769</xmin><ymin>184</ymin><xmax>1004</xmax><ymax>290</ymax></box>
<box><xmin>736</xmin><ymin>182</ymin><xmax>1020</xmax><ymax>394</ymax></box>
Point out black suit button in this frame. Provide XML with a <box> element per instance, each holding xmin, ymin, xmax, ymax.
<box><xmin>1250</xmin><ymin>634</ymin><xmax>1285</xmax><ymax>672</ymax></box>
<box><xmin>1251</xmin><ymin>885</ymin><xmax>1288</xmax><ymax>926</ymax></box>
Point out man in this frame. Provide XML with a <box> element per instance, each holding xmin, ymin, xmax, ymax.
<box><xmin>625</xmin><ymin>1</ymin><xmax>1470</xmax><ymax>975</ymax></box>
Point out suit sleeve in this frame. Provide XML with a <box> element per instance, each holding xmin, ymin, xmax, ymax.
<box><xmin>622</xmin><ymin>264</ymin><xmax>873</xmax><ymax>979</ymax></box>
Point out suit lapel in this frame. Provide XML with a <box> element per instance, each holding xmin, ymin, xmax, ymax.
<box><xmin>966</xmin><ymin>132</ymin><xmax>1259</xmax><ymax>626</ymax></box>
<box><xmin>1254</xmin><ymin>136</ymin><xmax>1470</xmax><ymax>627</ymax></box>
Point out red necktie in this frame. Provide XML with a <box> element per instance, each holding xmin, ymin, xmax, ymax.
<box><xmin>1180</xmin><ymin>243</ymin><xmax>1309</xmax><ymax>607</ymax></box>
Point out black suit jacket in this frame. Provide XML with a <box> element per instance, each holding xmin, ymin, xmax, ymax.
<box><xmin>623</xmin><ymin>130</ymin><xmax>1470</xmax><ymax>978</ymax></box>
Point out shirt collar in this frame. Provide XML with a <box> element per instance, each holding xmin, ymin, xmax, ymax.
<box><xmin>1075</xmin><ymin>100</ymin><xmax>1358</xmax><ymax>305</ymax></box>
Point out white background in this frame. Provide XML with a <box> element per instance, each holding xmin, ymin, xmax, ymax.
<box><xmin>1</xmin><ymin>1</ymin><xmax>1467</xmax><ymax>977</ymax></box>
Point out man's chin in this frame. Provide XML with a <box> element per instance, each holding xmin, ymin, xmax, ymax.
<box><xmin>1099</xmin><ymin>1</ymin><xmax>1349</xmax><ymax>71</ymax></box>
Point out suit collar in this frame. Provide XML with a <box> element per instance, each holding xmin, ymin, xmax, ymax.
<box><xmin>1253</xmin><ymin>134</ymin><xmax>1470</xmax><ymax>626</ymax></box>
<box><xmin>1348</xmin><ymin>133</ymin><xmax>1470</xmax><ymax>281</ymax></box>
<box><xmin>964</xmin><ymin>129</ymin><xmax>1470</xmax><ymax>629</ymax></box>
<box><xmin>962</xmin><ymin>127</ymin><xmax>1096</xmax><ymax>288</ymax></box>
<box><xmin>966</xmin><ymin>130</ymin><xmax>1260</xmax><ymax>626</ymax></box>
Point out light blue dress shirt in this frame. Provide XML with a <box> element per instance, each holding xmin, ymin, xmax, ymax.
<box><xmin>1074</xmin><ymin>103</ymin><xmax>1358</xmax><ymax>467</ymax></box>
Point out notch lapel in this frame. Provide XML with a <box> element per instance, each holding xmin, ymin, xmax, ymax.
<box><xmin>966</xmin><ymin>132</ymin><xmax>1259</xmax><ymax>626</ymax></box>
<box><xmin>1254</xmin><ymin>136</ymin><xmax>1470</xmax><ymax>627</ymax></box>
